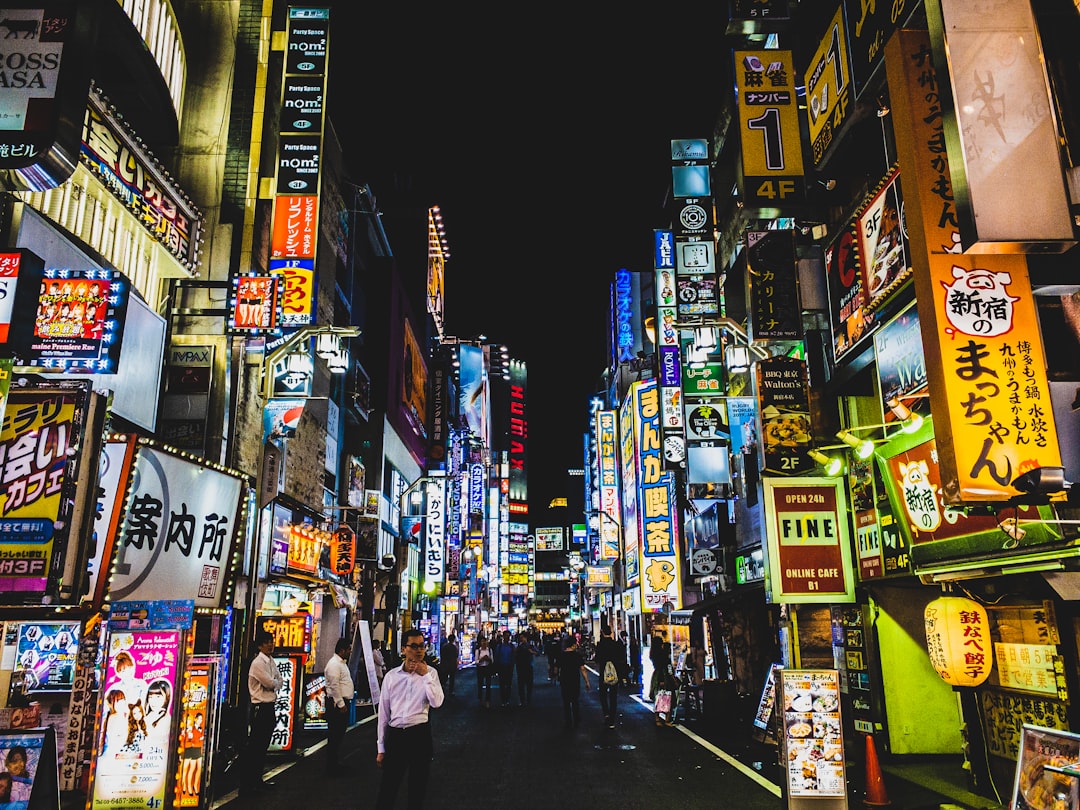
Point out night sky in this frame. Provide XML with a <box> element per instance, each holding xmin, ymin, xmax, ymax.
<box><xmin>325</xmin><ymin>4</ymin><xmax>731</xmax><ymax>521</ymax></box>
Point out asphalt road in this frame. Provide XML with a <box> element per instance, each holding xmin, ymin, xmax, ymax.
<box><xmin>212</xmin><ymin>663</ymin><xmax>784</xmax><ymax>810</ymax></box>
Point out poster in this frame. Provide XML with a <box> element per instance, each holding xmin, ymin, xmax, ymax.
<box><xmin>752</xmin><ymin>663</ymin><xmax>782</xmax><ymax>744</ymax></box>
<box><xmin>91</xmin><ymin>631</ymin><xmax>180</xmax><ymax>810</ymax></box>
<box><xmin>303</xmin><ymin>674</ymin><xmax>327</xmax><ymax>730</ymax></box>
<box><xmin>174</xmin><ymin>659</ymin><xmax>215</xmax><ymax>809</ymax></box>
<box><xmin>13</xmin><ymin>623</ymin><xmax>79</xmax><ymax>691</ymax></box>
<box><xmin>0</xmin><ymin>730</ymin><xmax>45</xmax><ymax>810</ymax></box>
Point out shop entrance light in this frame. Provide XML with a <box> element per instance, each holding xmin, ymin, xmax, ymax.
<box><xmin>808</xmin><ymin>449</ymin><xmax>844</xmax><ymax>477</ymax></box>
<box><xmin>837</xmin><ymin>429</ymin><xmax>875</xmax><ymax>460</ymax></box>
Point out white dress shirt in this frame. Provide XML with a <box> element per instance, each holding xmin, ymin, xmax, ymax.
<box><xmin>324</xmin><ymin>652</ymin><xmax>354</xmax><ymax>709</ymax></box>
<box><xmin>248</xmin><ymin>651</ymin><xmax>282</xmax><ymax>705</ymax></box>
<box><xmin>376</xmin><ymin>664</ymin><xmax>444</xmax><ymax>753</ymax></box>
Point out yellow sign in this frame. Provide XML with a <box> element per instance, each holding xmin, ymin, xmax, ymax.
<box><xmin>803</xmin><ymin>4</ymin><xmax>851</xmax><ymax>166</ymax></box>
<box><xmin>887</xmin><ymin>30</ymin><xmax>1061</xmax><ymax>502</ymax></box>
<box><xmin>735</xmin><ymin>50</ymin><xmax>804</xmax><ymax>207</ymax></box>
<box><xmin>993</xmin><ymin>642</ymin><xmax>1061</xmax><ymax>697</ymax></box>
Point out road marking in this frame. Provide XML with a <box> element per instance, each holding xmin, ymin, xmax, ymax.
<box><xmin>629</xmin><ymin>693</ymin><xmax>782</xmax><ymax>797</ymax></box>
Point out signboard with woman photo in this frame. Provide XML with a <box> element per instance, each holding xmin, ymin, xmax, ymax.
<box><xmin>91</xmin><ymin>631</ymin><xmax>179</xmax><ymax>810</ymax></box>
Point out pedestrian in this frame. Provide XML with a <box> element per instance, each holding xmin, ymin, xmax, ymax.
<box><xmin>493</xmin><ymin>630</ymin><xmax>515</xmax><ymax>707</ymax></box>
<box><xmin>595</xmin><ymin>626</ymin><xmax>627</xmax><ymax>729</ymax></box>
<box><xmin>371</xmin><ymin>641</ymin><xmax>386</xmax><ymax>688</ymax></box>
<box><xmin>324</xmin><ymin>637</ymin><xmax>354</xmax><ymax>775</ymax></box>
<box><xmin>514</xmin><ymin>632</ymin><xmax>537</xmax><ymax>706</ymax></box>
<box><xmin>475</xmin><ymin>636</ymin><xmax>494</xmax><ymax>707</ymax></box>
<box><xmin>240</xmin><ymin>630</ymin><xmax>281</xmax><ymax>797</ymax></box>
<box><xmin>439</xmin><ymin>634</ymin><xmax>459</xmax><ymax>694</ymax></box>
<box><xmin>559</xmin><ymin>636</ymin><xmax>589</xmax><ymax>729</ymax></box>
<box><xmin>628</xmin><ymin>631</ymin><xmax>642</xmax><ymax>689</ymax></box>
<box><xmin>375</xmin><ymin>628</ymin><xmax>444</xmax><ymax>810</ymax></box>
<box><xmin>648</xmin><ymin>632</ymin><xmax>670</xmax><ymax>701</ymax></box>
<box><xmin>544</xmin><ymin>633</ymin><xmax>561</xmax><ymax>683</ymax></box>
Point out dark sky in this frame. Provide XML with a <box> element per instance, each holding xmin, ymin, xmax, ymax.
<box><xmin>325</xmin><ymin>5</ymin><xmax>730</xmax><ymax>520</ymax></box>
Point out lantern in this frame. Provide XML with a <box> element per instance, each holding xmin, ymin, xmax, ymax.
<box><xmin>924</xmin><ymin>595</ymin><xmax>991</xmax><ymax>687</ymax></box>
<box><xmin>331</xmin><ymin>524</ymin><xmax>356</xmax><ymax>577</ymax></box>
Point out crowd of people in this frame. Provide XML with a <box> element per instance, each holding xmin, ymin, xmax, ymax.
<box><xmin>239</xmin><ymin>624</ymin><xmax>676</xmax><ymax>807</ymax></box>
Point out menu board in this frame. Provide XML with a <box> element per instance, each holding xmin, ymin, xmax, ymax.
<box><xmin>752</xmin><ymin>663</ymin><xmax>782</xmax><ymax>744</ymax></box>
<box><xmin>779</xmin><ymin>669</ymin><xmax>846</xmax><ymax>800</ymax></box>
<box><xmin>1011</xmin><ymin>725</ymin><xmax>1080</xmax><ymax>810</ymax></box>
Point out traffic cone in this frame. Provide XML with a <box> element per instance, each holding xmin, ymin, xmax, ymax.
<box><xmin>863</xmin><ymin>733</ymin><xmax>892</xmax><ymax>808</ymax></box>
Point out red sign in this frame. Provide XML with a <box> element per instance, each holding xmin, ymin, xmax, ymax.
<box><xmin>270</xmin><ymin>195</ymin><xmax>317</xmax><ymax>259</ymax></box>
<box><xmin>330</xmin><ymin>525</ymin><xmax>355</xmax><ymax>577</ymax></box>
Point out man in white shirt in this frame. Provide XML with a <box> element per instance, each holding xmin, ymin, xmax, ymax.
<box><xmin>323</xmin><ymin>637</ymin><xmax>354</xmax><ymax>774</ymax></box>
<box><xmin>241</xmin><ymin>630</ymin><xmax>282</xmax><ymax>797</ymax></box>
<box><xmin>375</xmin><ymin>628</ymin><xmax>444</xmax><ymax>809</ymax></box>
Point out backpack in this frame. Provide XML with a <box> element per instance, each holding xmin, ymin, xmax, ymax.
<box><xmin>603</xmin><ymin>660</ymin><xmax>618</xmax><ymax>685</ymax></box>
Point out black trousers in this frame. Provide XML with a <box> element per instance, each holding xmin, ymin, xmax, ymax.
<box><xmin>516</xmin><ymin>666</ymin><xmax>534</xmax><ymax>705</ymax></box>
<box><xmin>477</xmin><ymin>666</ymin><xmax>493</xmax><ymax>700</ymax></box>
<box><xmin>599</xmin><ymin>680</ymin><xmax>619</xmax><ymax>719</ymax></box>
<box><xmin>375</xmin><ymin>723</ymin><xmax>432</xmax><ymax>810</ymax></box>
<box><xmin>561</xmin><ymin>688</ymin><xmax>581</xmax><ymax>726</ymax></box>
<box><xmin>497</xmin><ymin>663</ymin><xmax>513</xmax><ymax>704</ymax></box>
<box><xmin>242</xmin><ymin>702</ymin><xmax>275</xmax><ymax>791</ymax></box>
<box><xmin>325</xmin><ymin>702</ymin><xmax>347</xmax><ymax>770</ymax></box>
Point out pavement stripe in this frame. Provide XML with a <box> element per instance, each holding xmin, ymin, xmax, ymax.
<box><xmin>627</xmin><ymin>692</ymin><xmax>782</xmax><ymax>798</ymax></box>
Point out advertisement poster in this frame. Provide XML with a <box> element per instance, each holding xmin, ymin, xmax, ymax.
<box><xmin>780</xmin><ymin>669</ymin><xmax>845</xmax><ymax>797</ymax></box>
<box><xmin>856</xmin><ymin>168</ymin><xmax>910</xmax><ymax>311</ymax></box>
<box><xmin>14</xmin><ymin>623</ymin><xmax>79</xmax><ymax>691</ymax></box>
<box><xmin>303</xmin><ymin>674</ymin><xmax>327</xmax><ymax>730</ymax></box>
<box><xmin>0</xmin><ymin>728</ymin><xmax>49</xmax><ymax>810</ymax></box>
<box><xmin>174</xmin><ymin>659</ymin><xmax>215</xmax><ymax>809</ymax></box>
<box><xmin>756</xmin><ymin>356</ymin><xmax>814</xmax><ymax>476</ymax></box>
<box><xmin>92</xmin><ymin>631</ymin><xmax>180</xmax><ymax>810</ymax></box>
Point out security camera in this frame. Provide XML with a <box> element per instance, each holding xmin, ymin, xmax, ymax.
<box><xmin>1011</xmin><ymin>466</ymin><xmax>1069</xmax><ymax>495</ymax></box>
<box><xmin>378</xmin><ymin>553</ymin><xmax>396</xmax><ymax>571</ymax></box>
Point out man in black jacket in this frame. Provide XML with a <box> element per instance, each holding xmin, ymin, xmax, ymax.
<box><xmin>595</xmin><ymin>626</ymin><xmax>627</xmax><ymax>729</ymax></box>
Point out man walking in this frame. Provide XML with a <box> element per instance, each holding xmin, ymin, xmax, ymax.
<box><xmin>324</xmin><ymin>637</ymin><xmax>353</xmax><ymax>774</ymax></box>
<box><xmin>493</xmin><ymin>630</ymin><xmax>515</xmax><ymax>707</ymax></box>
<box><xmin>628</xmin><ymin>630</ymin><xmax>642</xmax><ymax>690</ymax></box>
<box><xmin>376</xmin><ymin>628</ymin><xmax>444</xmax><ymax>809</ymax></box>
<box><xmin>559</xmin><ymin>636</ymin><xmax>589</xmax><ymax>729</ymax></box>
<box><xmin>439</xmin><ymin>634</ymin><xmax>459</xmax><ymax>694</ymax></box>
<box><xmin>240</xmin><ymin>630</ymin><xmax>281</xmax><ymax>797</ymax></box>
<box><xmin>595</xmin><ymin>626</ymin><xmax>627</xmax><ymax>729</ymax></box>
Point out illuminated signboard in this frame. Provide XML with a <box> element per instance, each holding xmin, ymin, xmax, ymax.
<box><xmin>594</xmin><ymin>410</ymin><xmax>621</xmax><ymax>562</ymax></box>
<box><xmin>634</xmin><ymin>380</ymin><xmax>681</xmax><ymax>612</ymax></box>
<box><xmin>256</xmin><ymin>614</ymin><xmax>312</xmax><ymax>656</ymax></box>
<box><xmin>534</xmin><ymin>527</ymin><xmax>563</xmax><ymax>552</ymax></box>
<box><xmin>803</xmin><ymin>4</ymin><xmax>852</xmax><ymax>167</ymax></box>
<box><xmin>229</xmin><ymin>275</ymin><xmax>282</xmax><ymax>334</ymax></box>
<box><xmin>425</xmin><ymin>477</ymin><xmax>446</xmax><ymax>589</ymax></box>
<box><xmin>735</xmin><ymin>50</ymin><xmax>804</xmax><ymax>208</ymax></box>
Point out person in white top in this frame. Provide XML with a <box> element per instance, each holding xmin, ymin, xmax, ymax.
<box><xmin>323</xmin><ymin>637</ymin><xmax>354</xmax><ymax>774</ymax></box>
<box><xmin>375</xmin><ymin>629</ymin><xmax>444</xmax><ymax>809</ymax></box>
<box><xmin>241</xmin><ymin>630</ymin><xmax>282</xmax><ymax>796</ymax></box>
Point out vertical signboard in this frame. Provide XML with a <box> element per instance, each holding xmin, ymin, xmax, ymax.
<box><xmin>268</xmin><ymin>8</ymin><xmax>330</xmax><ymax>326</ymax></box>
<box><xmin>926</xmin><ymin>0</ymin><xmax>1074</xmax><ymax>250</ymax></box>
<box><xmin>735</xmin><ymin>50</ymin><xmax>805</xmax><ymax>208</ymax></box>
<box><xmin>425</xmin><ymin>477</ymin><xmax>446</xmax><ymax>590</ymax></box>
<box><xmin>747</xmin><ymin>229</ymin><xmax>801</xmax><ymax>341</ymax></box>
<box><xmin>803</xmin><ymin>4</ymin><xmax>852</xmax><ymax>167</ymax></box>
<box><xmin>268</xmin><ymin>655</ymin><xmax>301</xmax><ymax>753</ymax></box>
<box><xmin>756</xmin><ymin>355</ymin><xmax>814</xmax><ymax>475</ymax></box>
<box><xmin>634</xmin><ymin>380</ymin><xmax>681</xmax><ymax>612</ymax></box>
<box><xmin>594</xmin><ymin>410</ymin><xmax>621</xmax><ymax>562</ymax></box>
<box><xmin>619</xmin><ymin>386</ymin><xmax>641</xmax><ymax>587</ymax></box>
<box><xmin>174</xmin><ymin>658</ymin><xmax>216</xmax><ymax>809</ymax></box>
<box><xmin>778</xmin><ymin>669</ymin><xmax>847</xmax><ymax>808</ymax></box>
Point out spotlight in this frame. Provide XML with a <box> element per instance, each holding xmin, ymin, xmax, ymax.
<box><xmin>887</xmin><ymin>398</ymin><xmax>924</xmax><ymax>434</ymax></box>
<box><xmin>809</xmin><ymin>449</ymin><xmax>844</xmax><ymax>477</ymax></box>
<box><xmin>837</xmin><ymin>430</ymin><xmax>874</xmax><ymax>460</ymax></box>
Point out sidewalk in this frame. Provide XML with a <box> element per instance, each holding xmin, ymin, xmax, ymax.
<box><xmin>617</xmin><ymin>673</ymin><xmax>1003</xmax><ymax>810</ymax></box>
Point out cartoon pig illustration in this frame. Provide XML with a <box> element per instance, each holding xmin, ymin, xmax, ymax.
<box><xmin>941</xmin><ymin>265</ymin><xmax>1018</xmax><ymax>337</ymax></box>
<box><xmin>899</xmin><ymin>459</ymin><xmax>941</xmax><ymax>534</ymax></box>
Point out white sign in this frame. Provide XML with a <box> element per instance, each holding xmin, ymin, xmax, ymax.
<box><xmin>110</xmin><ymin>446</ymin><xmax>245</xmax><ymax>607</ymax></box>
<box><xmin>691</xmin><ymin>547</ymin><xmax>718</xmax><ymax>576</ymax></box>
<box><xmin>425</xmin><ymin>477</ymin><xmax>446</xmax><ymax>588</ymax></box>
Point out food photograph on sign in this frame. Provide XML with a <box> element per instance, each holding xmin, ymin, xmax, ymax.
<box><xmin>857</xmin><ymin>167</ymin><xmax>911</xmax><ymax>310</ymax></box>
<box><xmin>781</xmin><ymin>671</ymin><xmax>845</xmax><ymax>797</ymax></box>
<box><xmin>826</xmin><ymin>226</ymin><xmax>875</xmax><ymax>362</ymax></box>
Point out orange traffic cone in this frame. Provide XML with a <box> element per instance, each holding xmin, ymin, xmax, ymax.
<box><xmin>863</xmin><ymin>733</ymin><xmax>892</xmax><ymax>808</ymax></box>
